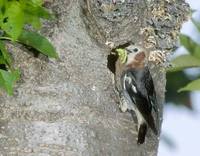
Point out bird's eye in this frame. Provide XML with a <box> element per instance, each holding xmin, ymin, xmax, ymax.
<box><xmin>126</xmin><ymin>46</ymin><xmax>140</xmax><ymax>53</ymax></box>
<box><xmin>133</xmin><ymin>48</ymin><xmax>138</xmax><ymax>52</ymax></box>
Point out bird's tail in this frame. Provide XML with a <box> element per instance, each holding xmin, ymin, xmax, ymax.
<box><xmin>130</xmin><ymin>110</ymin><xmax>158</xmax><ymax>144</ymax></box>
<box><xmin>137</xmin><ymin>123</ymin><xmax>147</xmax><ymax>144</ymax></box>
<box><xmin>145</xmin><ymin>114</ymin><xmax>158</xmax><ymax>135</ymax></box>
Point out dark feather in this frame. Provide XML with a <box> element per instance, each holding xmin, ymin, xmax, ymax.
<box><xmin>143</xmin><ymin>69</ymin><xmax>158</xmax><ymax>113</ymax></box>
<box><xmin>122</xmin><ymin>67</ymin><xmax>158</xmax><ymax>135</ymax></box>
<box><xmin>137</xmin><ymin>123</ymin><xmax>147</xmax><ymax>144</ymax></box>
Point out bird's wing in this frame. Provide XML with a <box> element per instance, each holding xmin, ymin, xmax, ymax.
<box><xmin>124</xmin><ymin>70</ymin><xmax>158</xmax><ymax>135</ymax></box>
<box><xmin>142</xmin><ymin>67</ymin><xmax>158</xmax><ymax>113</ymax></box>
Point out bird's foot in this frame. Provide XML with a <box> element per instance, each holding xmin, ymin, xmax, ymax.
<box><xmin>119</xmin><ymin>92</ymin><xmax>135</xmax><ymax>112</ymax></box>
<box><xmin>119</xmin><ymin>96</ymin><xmax>128</xmax><ymax>112</ymax></box>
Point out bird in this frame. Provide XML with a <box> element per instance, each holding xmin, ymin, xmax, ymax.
<box><xmin>114</xmin><ymin>44</ymin><xmax>163</xmax><ymax>144</ymax></box>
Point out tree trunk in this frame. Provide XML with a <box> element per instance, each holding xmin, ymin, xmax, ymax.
<box><xmin>0</xmin><ymin>0</ymin><xmax>189</xmax><ymax>155</ymax></box>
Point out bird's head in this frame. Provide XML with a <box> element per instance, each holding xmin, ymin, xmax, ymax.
<box><xmin>116</xmin><ymin>45</ymin><xmax>145</xmax><ymax>65</ymax></box>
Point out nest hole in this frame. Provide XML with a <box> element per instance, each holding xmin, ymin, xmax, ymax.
<box><xmin>107</xmin><ymin>42</ymin><xmax>133</xmax><ymax>74</ymax></box>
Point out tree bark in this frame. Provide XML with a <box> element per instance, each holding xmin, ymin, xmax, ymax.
<box><xmin>0</xmin><ymin>0</ymin><xmax>189</xmax><ymax>156</ymax></box>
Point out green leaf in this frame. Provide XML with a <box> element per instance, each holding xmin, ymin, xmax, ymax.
<box><xmin>18</xmin><ymin>30</ymin><xmax>58</xmax><ymax>58</ymax></box>
<box><xmin>167</xmin><ymin>54</ymin><xmax>200</xmax><ymax>72</ymax></box>
<box><xmin>0</xmin><ymin>69</ymin><xmax>20</xmax><ymax>95</ymax></box>
<box><xmin>0</xmin><ymin>57</ymin><xmax>6</xmax><ymax>64</ymax></box>
<box><xmin>24</xmin><ymin>14</ymin><xmax>42</xmax><ymax>30</ymax></box>
<box><xmin>192</xmin><ymin>18</ymin><xmax>200</xmax><ymax>32</ymax></box>
<box><xmin>0</xmin><ymin>0</ymin><xmax>7</xmax><ymax>14</ymax></box>
<box><xmin>179</xmin><ymin>34</ymin><xmax>200</xmax><ymax>59</ymax></box>
<box><xmin>21</xmin><ymin>0</ymin><xmax>52</xmax><ymax>29</ymax></box>
<box><xmin>31</xmin><ymin>0</ymin><xmax>44</xmax><ymax>6</ymax></box>
<box><xmin>0</xmin><ymin>40</ymin><xmax>12</xmax><ymax>66</ymax></box>
<box><xmin>0</xmin><ymin>1</ymin><xmax>24</xmax><ymax>40</ymax></box>
<box><xmin>178</xmin><ymin>79</ymin><xmax>200</xmax><ymax>92</ymax></box>
<box><xmin>22</xmin><ymin>1</ymin><xmax>52</xmax><ymax>20</ymax></box>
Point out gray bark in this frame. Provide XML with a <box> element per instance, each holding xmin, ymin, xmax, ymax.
<box><xmin>0</xmin><ymin>0</ymin><xmax>189</xmax><ymax>156</ymax></box>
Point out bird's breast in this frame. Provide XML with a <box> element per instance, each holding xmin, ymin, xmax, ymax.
<box><xmin>126</xmin><ymin>52</ymin><xmax>146</xmax><ymax>69</ymax></box>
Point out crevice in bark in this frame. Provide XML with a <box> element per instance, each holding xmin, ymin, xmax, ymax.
<box><xmin>107</xmin><ymin>53</ymin><xmax>117</xmax><ymax>74</ymax></box>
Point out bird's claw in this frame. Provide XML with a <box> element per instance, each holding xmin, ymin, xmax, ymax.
<box><xmin>119</xmin><ymin>91</ymin><xmax>135</xmax><ymax>112</ymax></box>
<box><xmin>119</xmin><ymin>96</ymin><xmax>128</xmax><ymax>112</ymax></box>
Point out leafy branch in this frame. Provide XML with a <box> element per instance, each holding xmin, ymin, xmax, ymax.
<box><xmin>0</xmin><ymin>0</ymin><xmax>57</xmax><ymax>95</ymax></box>
<box><xmin>168</xmin><ymin>18</ymin><xmax>200</xmax><ymax>92</ymax></box>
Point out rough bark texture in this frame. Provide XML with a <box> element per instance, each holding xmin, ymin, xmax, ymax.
<box><xmin>0</xmin><ymin>0</ymin><xmax>189</xmax><ymax>156</ymax></box>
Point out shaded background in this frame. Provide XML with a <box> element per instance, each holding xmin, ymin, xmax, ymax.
<box><xmin>158</xmin><ymin>0</ymin><xmax>200</xmax><ymax>155</ymax></box>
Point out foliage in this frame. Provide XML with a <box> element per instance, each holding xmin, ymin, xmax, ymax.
<box><xmin>0</xmin><ymin>0</ymin><xmax>57</xmax><ymax>95</ymax></box>
<box><xmin>178</xmin><ymin>79</ymin><xmax>200</xmax><ymax>92</ymax></box>
<box><xmin>166</xmin><ymin>71</ymin><xmax>192</xmax><ymax>108</ymax></box>
<box><xmin>169</xmin><ymin>54</ymin><xmax>200</xmax><ymax>72</ymax></box>
<box><xmin>168</xmin><ymin>18</ymin><xmax>200</xmax><ymax>92</ymax></box>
